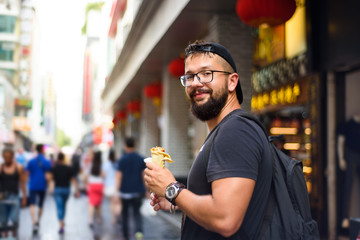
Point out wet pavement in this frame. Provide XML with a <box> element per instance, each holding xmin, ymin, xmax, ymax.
<box><xmin>14</xmin><ymin>194</ymin><xmax>181</xmax><ymax>240</ymax></box>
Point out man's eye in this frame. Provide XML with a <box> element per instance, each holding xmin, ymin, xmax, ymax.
<box><xmin>185</xmin><ymin>75</ymin><xmax>194</xmax><ymax>80</ymax></box>
<box><xmin>203</xmin><ymin>71</ymin><xmax>212</xmax><ymax>76</ymax></box>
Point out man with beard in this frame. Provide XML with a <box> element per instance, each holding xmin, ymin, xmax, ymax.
<box><xmin>0</xmin><ymin>146</ymin><xmax>27</xmax><ymax>238</ymax></box>
<box><xmin>144</xmin><ymin>41</ymin><xmax>272</xmax><ymax>239</ymax></box>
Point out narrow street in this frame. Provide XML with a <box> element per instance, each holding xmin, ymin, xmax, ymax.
<box><xmin>16</xmin><ymin>194</ymin><xmax>181</xmax><ymax>240</ymax></box>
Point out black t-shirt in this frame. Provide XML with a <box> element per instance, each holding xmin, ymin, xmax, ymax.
<box><xmin>51</xmin><ymin>164</ymin><xmax>75</xmax><ymax>188</ymax></box>
<box><xmin>182</xmin><ymin>109</ymin><xmax>272</xmax><ymax>240</ymax></box>
<box><xmin>117</xmin><ymin>152</ymin><xmax>146</xmax><ymax>194</ymax></box>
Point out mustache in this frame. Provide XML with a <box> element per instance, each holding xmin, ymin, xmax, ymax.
<box><xmin>189</xmin><ymin>88</ymin><xmax>212</xmax><ymax>98</ymax></box>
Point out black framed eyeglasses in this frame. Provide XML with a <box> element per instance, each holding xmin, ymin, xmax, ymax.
<box><xmin>179</xmin><ymin>70</ymin><xmax>232</xmax><ymax>87</ymax></box>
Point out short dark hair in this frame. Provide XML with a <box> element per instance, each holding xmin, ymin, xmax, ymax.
<box><xmin>2</xmin><ymin>146</ymin><xmax>14</xmax><ymax>155</ymax></box>
<box><xmin>125</xmin><ymin>137</ymin><xmax>135</xmax><ymax>148</ymax></box>
<box><xmin>91</xmin><ymin>151</ymin><xmax>102</xmax><ymax>176</ymax></box>
<box><xmin>57</xmin><ymin>152</ymin><xmax>65</xmax><ymax>162</ymax></box>
<box><xmin>108</xmin><ymin>149</ymin><xmax>116</xmax><ymax>163</ymax></box>
<box><xmin>36</xmin><ymin>144</ymin><xmax>44</xmax><ymax>153</ymax></box>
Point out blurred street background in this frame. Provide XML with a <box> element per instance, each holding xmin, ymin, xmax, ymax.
<box><xmin>16</xmin><ymin>195</ymin><xmax>181</xmax><ymax>240</ymax></box>
<box><xmin>1</xmin><ymin>0</ymin><xmax>360</xmax><ymax>239</ymax></box>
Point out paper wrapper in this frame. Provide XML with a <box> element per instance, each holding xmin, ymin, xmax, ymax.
<box><xmin>144</xmin><ymin>146</ymin><xmax>173</xmax><ymax>168</ymax></box>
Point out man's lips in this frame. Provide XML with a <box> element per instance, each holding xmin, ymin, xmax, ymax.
<box><xmin>190</xmin><ymin>89</ymin><xmax>211</xmax><ymax>99</ymax></box>
<box><xmin>193</xmin><ymin>92</ymin><xmax>207</xmax><ymax>98</ymax></box>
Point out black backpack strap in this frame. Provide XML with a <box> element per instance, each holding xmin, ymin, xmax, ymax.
<box><xmin>233</xmin><ymin>111</ymin><xmax>276</xmax><ymax>239</ymax></box>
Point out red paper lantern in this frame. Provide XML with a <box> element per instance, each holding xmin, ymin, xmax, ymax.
<box><xmin>168</xmin><ymin>57</ymin><xmax>185</xmax><ymax>78</ymax></box>
<box><xmin>144</xmin><ymin>83</ymin><xmax>162</xmax><ymax>99</ymax></box>
<box><xmin>116</xmin><ymin>109</ymin><xmax>127</xmax><ymax>120</ymax></box>
<box><xmin>236</xmin><ymin>0</ymin><xmax>296</xmax><ymax>27</ymax></box>
<box><xmin>127</xmin><ymin>100</ymin><xmax>141</xmax><ymax>113</ymax></box>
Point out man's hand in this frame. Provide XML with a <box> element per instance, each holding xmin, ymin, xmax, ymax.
<box><xmin>150</xmin><ymin>192</ymin><xmax>172</xmax><ymax>212</ymax></box>
<box><xmin>144</xmin><ymin>162</ymin><xmax>175</xmax><ymax>197</ymax></box>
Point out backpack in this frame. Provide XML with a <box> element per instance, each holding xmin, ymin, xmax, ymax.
<box><xmin>204</xmin><ymin>110</ymin><xmax>320</xmax><ymax>239</ymax></box>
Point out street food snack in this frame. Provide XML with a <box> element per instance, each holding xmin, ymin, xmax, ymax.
<box><xmin>144</xmin><ymin>146</ymin><xmax>173</xmax><ymax>168</ymax></box>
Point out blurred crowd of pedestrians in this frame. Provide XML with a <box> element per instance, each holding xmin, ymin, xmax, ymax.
<box><xmin>0</xmin><ymin>137</ymin><xmax>147</xmax><ymax>240</ymax></box>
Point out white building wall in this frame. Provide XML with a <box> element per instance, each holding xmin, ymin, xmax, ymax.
<box><xmin>162</xmin><ymin>68</ymin><xmax>191</xmax><ymax>178</ymax></box>
<box><xmin>139</xmin><ymin>95</ymin><xmax>160</xmax><ymax>157</ymax></box>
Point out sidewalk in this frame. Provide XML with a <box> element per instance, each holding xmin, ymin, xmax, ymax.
<box><xmin>157</xmin><ymin>211</ymin><xmax>182</xmax><ymax>231</ymax></box>
<box><xmin>14</xmin><ymin>194</ymin><xmax>181</xmax><ymax>240</ymax></box>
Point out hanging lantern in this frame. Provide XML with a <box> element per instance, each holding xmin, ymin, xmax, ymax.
<box><xmin>112</xmin><ymin>117</ymin><xmax>118</xmax><ymax>127</ymax></box>
<box><xmin>143</xmin><ymin>82</ymin><xmax>162</xmax><ymax>99</ymax></box>
<box><xmin>116</xmin><ymin>109</ymin><xmax>127</xmax><ymax>120</ymax></box>
<box><xmin>168</xmin><ymin>57</ymin><xmax>185</xmax><ymax>78</ymax></box>
<box><xmin>236</xmin><ymin>0</ymin><xmax>296</xmax><ymax>27</ymax></box>
<box><xmin>127</xmin><ymin>100</ymin><xmax>141</xmax><ymax>119</ymax></box>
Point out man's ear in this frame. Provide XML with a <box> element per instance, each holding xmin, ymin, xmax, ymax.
<box><xmin>228</xmin><ymin>73</ymin><xmax>239</xmax><ymax>93</ymax></box>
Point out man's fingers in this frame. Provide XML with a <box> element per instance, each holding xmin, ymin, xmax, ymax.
<box><xmin>153</xmin><ymin>204</ymin><xmax>160</xmax><ymax>211</ymax></box>
<box><xmin>146</xmin><ymin>161</ymin><xmax>161</xmax><ymax>170</ymax></box>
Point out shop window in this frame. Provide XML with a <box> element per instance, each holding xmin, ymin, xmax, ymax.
<box><xmin>261</xmin><ymin>106</ymin><xmax>313</xmax><ymax>194</ymax></box>
<box><xmin>0</xmin><ymin>42</ymin><xmax>15</xmax><ymax>61</ymax></box>
<box><xmin>0</xmin><ymin>16</ymin><xmax>17</xmax><ymax>33</ymax></box>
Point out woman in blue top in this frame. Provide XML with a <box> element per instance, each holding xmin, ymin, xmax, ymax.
<box><xmin>102</xmin><ymin>149</ymin><xmax>121</xmax><ymax>224</ymax></box>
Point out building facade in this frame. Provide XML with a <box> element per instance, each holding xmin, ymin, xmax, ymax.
<box><xmin>100</xmin><ymin>0</ymin><xmax>360</xmax><ymax>239</ymax></box>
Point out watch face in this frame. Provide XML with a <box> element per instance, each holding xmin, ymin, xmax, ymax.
<box><xmin>166</xmin><ymin>186</ymin><xmax>176</xmax><ymax>199</ymax></box>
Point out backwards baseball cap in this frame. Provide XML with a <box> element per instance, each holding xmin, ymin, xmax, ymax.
<box><xmin>185</xmin><ymin>42</ymin><xmax>243</xmax><ymax>104</ymax></box>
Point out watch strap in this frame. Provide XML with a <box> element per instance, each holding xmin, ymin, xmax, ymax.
<box><xmin>166</xmin><ymin>181</ymin><xmax>186</xmax><ymax>206</ymax></box>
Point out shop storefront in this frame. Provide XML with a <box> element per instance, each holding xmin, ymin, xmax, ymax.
<box><xmin>249</xmin><ymin>0</ymin><xmax>325</xmax><ymax>231</ymax></box>
<box><xmin>251</xmin><ymin>72</ymin><xmax>324</xmax><ymax>223</ymax></box>
<box><xmin>334</xmin><ymin>69</ymin><xmax>360</xmax><ymax>235</ymax></box>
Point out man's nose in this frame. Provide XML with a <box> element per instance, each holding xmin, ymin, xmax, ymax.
<box><xmin>191</xmin><ymin>76</ymin><xmax>203</xmax><ymax>87</ymax></box>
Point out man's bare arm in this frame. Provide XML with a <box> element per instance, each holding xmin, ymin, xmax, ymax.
<box><xmin>115</xmin><ymin>171</ymin><xmax>123</xmax><ymax>192</ymax></box>
<box><xmin>176</xmin><ymin>177</ymin><xmax>255</xmax><ymax>237</ymax></box>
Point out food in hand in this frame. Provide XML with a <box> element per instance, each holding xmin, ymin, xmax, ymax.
<box><xmin>144</xmin><ymin>146</ymin><xmax>173</xmax><ymax>168</ymax></box>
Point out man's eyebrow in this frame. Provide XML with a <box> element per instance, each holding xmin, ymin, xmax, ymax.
<box><xmin>185</xmin><ymin>65</ymin><xmax>214</xmax><ymax>74</ymax></box>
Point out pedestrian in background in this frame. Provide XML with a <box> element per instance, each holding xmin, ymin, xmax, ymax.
<box><xmin>144</xmin><ymin>41</ymin><xmax>272</xmax><ymax>239</ymax></box>
<box><xmin>26</xmin><ymin>143</ymin><xmax>52</xmax><ymax>235</ymax></box>
<box><xmin>15</xmin><ymin>148</ymin><xmax>27</xmax><ymax>167</ymax></box>
<box><xmin>48</xmin><ymin>152</ymin><xmax>80</xmax><ymax>235</ymax></box>
<box><xmin>116</xmin><ymin>137</ymin><xmax>146</xmax><ymax>240</ymax></box>
<box><xmin>71</xmin><ymin>147</ymin><xmax>82</xmax><ymax>183</ymax></box>
<box><xmin>0</xmin><ymin>146</ymin><xmax>27</xmax><ymax>238</ymax></box>
<box><xmin>102</xmin><ymin>148</ymin><xmax>121</xmax><ymax>225</ymax></box>
<box><xmin>85</xmin><ymin>150</ymin><xmax>104</xmax><ymax>228</ymax></box>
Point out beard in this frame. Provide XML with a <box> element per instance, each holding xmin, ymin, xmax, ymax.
<box><xmin>189</xmin><ymin>84</ymin><xmax>228</xmax><ymax>121</ymax></box>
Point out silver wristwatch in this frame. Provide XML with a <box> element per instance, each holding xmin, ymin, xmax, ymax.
<box><xmin>165</xmin><ymin>181</ymin><xmax>186</xmax><ymax>206</ymax></box>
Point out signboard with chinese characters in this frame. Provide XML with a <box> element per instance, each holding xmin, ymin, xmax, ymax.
<box><xmin>15</xmin><ymin>98</ymin><xmax>32</xmax><ymax>108</ymax></box>
<box><xmin>251</xmin><ymin>77</ymin><xmax>309</xmax><ymax>111</ymax></box>
<box><xmin>12</xmin><ymin>116</ymin><xmax>31</xmax><ymax>131</ymax></box>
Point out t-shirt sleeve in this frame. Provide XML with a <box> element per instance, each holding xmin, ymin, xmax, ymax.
<box><xmin>207</xmin><ymin>116</ymin><xmax>264</xmax><ymax>183</ymax></box>
<box><xmin>117</xmin><ymin>158</ymin><xmax>123</xmax><ymax>172</ymax></box>
<box><xmin>70</xmin><ymin>167</ymin><xmax>75</xmax><ymax>177</ymax></box>
<box><xmin>44</xmin><ymin>160</ymin><xmax>51</xmax><ymax>171</ymax></box>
